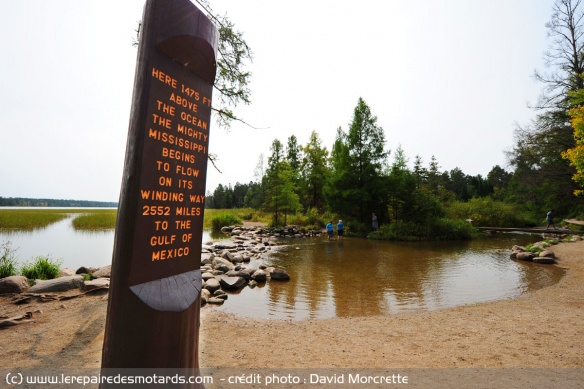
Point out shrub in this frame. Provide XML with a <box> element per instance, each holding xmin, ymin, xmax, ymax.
<box><xmin>446</xmin><ymin>198</ymin><xmax>526</xmax><ymax>227</ymax></box>
<box><xmin>210</xmin><ymin>213</ymin><xmax>242</xmax><ymax>231</ymax></box>
<box><xmin>0</xmin><ymin>241</ymin><xmax>19</xmax><ymax>278</ymax></box>
<box><xmin>21</xmin><ymin>256</ymin><xmax>62</xmax><ymax>280</ymax></box>
<box><xmin>371</xmin><ymin>218</ymin><xmax>476</xmax><ymax>241</ymax></box>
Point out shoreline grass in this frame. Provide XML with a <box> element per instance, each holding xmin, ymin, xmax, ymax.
<box><xmin>71</xmin><ymin>210</ymin><xmax>118</xmax><ymax>230</ymax></box>
<box><xmin>0</xmin><ymin>209</ymin><xmax>71</xmax><ymax>230</ymax></box>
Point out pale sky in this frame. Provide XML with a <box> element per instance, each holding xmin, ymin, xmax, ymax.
<box><xmin>0</xmin><ymin>0</ymin><xmax>552</xmax><ymax>203</ymax></box>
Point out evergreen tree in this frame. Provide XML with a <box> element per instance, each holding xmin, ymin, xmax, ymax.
<box><xmin>326</xmin><ymin>98</ymin><xmax>389</xmax><ymax>226</ymax></box>
<box><xmin>300</xmin><ymin>131</ymin><xmax>329</xmax><ymax>211</ymax></box>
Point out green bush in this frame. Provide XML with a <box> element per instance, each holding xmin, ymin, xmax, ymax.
<box><xmin>371</xmin><ymin>218</ymin><xmax>476</xmax><ymax>241</ymax></box>
<box><xmin>21</xmin><ymin>256</ymin><xmax>62</xmax><ymax>280</ymax></box>
<box><xmin>0</xmin><ymin>241</ymin><xmax>18</xmax><ymax>278</ymax></box>
<box><xmin>446</xmin><ymin>198</ymin><xmax>526</xmax><ymax>227</ymax></box>
<box><xmin>210</xmin><ymin>213</ymin><xmax>242</xmax><ymax>231</ymax></box>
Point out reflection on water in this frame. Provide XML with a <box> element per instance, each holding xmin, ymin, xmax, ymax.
<box><xmin>0</xmin><ymin>217</ymin><xmax>115</xmax><ymax>269</ymax></box>
<box><xmin>0</xmin><ymin>219</ymin><xmax>566</xmax><ymax>320</ymax></box>
<box><xmin>213</xmin><ymin>234</ymin><xmax>565</xmax><ymax>320</ymax></box>
<box><xmin>0</xmin><ymin>216</ymin><xmax>213</xmax><ymax>270</ymax></box>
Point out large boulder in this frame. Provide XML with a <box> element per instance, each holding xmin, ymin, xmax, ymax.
<box><xmin>29</xmin><ymin>275</ymin><xmax>84</xmax><ymax>293</ymax></box>
<box><xmin>0</xmin><ymin>276</ymin><xmax>30</xmax><ymax>294</ymax></box>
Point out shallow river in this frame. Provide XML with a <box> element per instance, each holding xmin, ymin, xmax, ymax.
<box><xmin>0</xmin><ymin>219</ymin><xmax>563</xmax><ymax>320</ymax></box>
<box><xmin>212</xmin><ymin>234</ymin><xmax>564</xmax><ymax>320</ymax></box>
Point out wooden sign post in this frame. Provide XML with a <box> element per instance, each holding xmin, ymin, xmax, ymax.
<box><xmin>101</xmin><ymin>0</ymin><xmax>217</xmax><ymax>374</ymax></box>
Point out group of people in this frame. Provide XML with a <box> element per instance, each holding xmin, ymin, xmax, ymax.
<box><xmin>325</xmin><ymin>213</ymin><xmax>380</xmax><ymax>241</ymax></box>
<box><xmin>326</xmin><ymin>220</ymin><xmax>344</xmax><ymax>240</ymax></box>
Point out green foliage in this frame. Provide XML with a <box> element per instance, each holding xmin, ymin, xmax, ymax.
<box><xmin>21</xmin><ymin>256</ymin><xmax>62</xmax><ymax>280</ymax></box>
<box><xmin>300</xmin><ymin>131</ymin><xmax>330</xmax><ymax>211</ymax></box>
<box><xmin>446</xmin><ymin>198</ymin><xmax>527</xmax><ymax>227</ymax></box>
<box><xmin>0</xmin><ymin>241</ymin><xmax>19</xmax><ymax>278</ymax></box>
<box><xmin>372</xmin><ymin>219</ymin><xmax>476</xmax><ymax>241</ymax></box>
<box><xmin>210</xmin><ymin>213</ymin><xmax>242</xmax><ymax>231</ymax></box>
<box><xmin>325</xmin><ymin>98</ymin><xmax>389</xmax><ymax>224</ymax></box>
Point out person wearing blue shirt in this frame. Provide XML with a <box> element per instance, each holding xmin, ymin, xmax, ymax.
<box><xmin>546</xmin><ymin>210</ymin><xmax>557</xmax><ymax>230</ymax></box>
<box><xmin>337</xmin><ymin>220</ymin><xmax>344</xmax><ymax>240</ymax></box>
<box><xmin>326</xmin><ymin>221</ymin><xmax>334</xmax><ymax>240</ymax></box>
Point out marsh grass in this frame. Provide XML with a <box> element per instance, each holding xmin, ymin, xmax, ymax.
<box><xmin>71</xmin><ymin>209</ymin><xmax>117</xmax><ymax>230</ymax></box>
<box><xmin>0</xmin><ymin>209</ymin><xmax>70</xmax><ymax>230</ymax></box>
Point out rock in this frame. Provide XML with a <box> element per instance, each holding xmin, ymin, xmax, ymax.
<box><xmin>218</xmin><ymin>275</ymin><xmax>247</xmax><ymax>290</ymax></box>
<box><xmin>515</xmin><ymin>252</ymin><xmax>535</xmax><ymax>262</ymax></box>
<box><xmin>226</xmin><ymin>270</ymin><xmax>251</xmax><ymax>281</ymax></box>
<box><xmin>201</xmin><ymin>288</ymin><xmax>211</xmax><ymax>303</ymax></box>
<box><xmin>511</xmin><ymin>245</ymin><xmax>526</xmax><ymax>252</ymax></box>
<box><xmin>539</xmin><ymin>250</ymin><xmax>556</xmax><ymax>259</ymax></box>
<box><xmin>75</xmin><ymin>266</ymin><xmax>97</xmax><ymax>275</ymax></box>
<box><xmin>0</xmin><ymin>276</ymin><xmax>30</xmax><ymax>294</ymax></box>
<box><xmin>92</xmin><ymin>265</ymin><xmax>111</xmax><ymax>278</ymax></box>
<box><xmin>248</xmin><ymin>280</ymin><xmax>258</xmax><ymax>288</ymax></box>
<box><xmin>215</xmin><ymin>293</ymin><xmax>228</xmax><ymax>300</ymax></box>
<box><xmin>250</xmin><ymin>269</ymin><xmax>267</xmax><ymax>282</ymax></box>
<box><xmin>60</xmin><ymin>267</ymin><xmax>76</xmax><ymax>277</ymax></box>
<box><xmin>82</xmin><ymin>278</ymin><xmax>110</xmax><ymax>292</ymax></box>
<box><xmin>204</xmin><ymin>278</ymin><xmax>221</xmax><ymax>293</ymax></box>
<box><xmin>533</xmin><ymin>257</ymin><xmax>557</xmax><ymax>264</ymax></box>
<box><xmin>201</xmin><ymin>272</ymin><xmax>215</xmax><ymax>281</ymax></box>
<box><xmin>207</xmin><ymin>297</ymin><xmax>225</xmax><ymax>305</ymax></box>
<box><xmin>221</xmin><ymin>250</ymin><xmax>235</xmax><ymax>262</ymax></box>
<box><xmin>201</xmin><ymin>253</ymin><xmax>214</xmax><ymax>265</ymax></box>
<box><xmin>212</xmin><ymin>257</ymin><xmax>234</xmax><ymax>270</ymax></box>
<box><xmin>269</xmin><ymin>268</ymin><xmax>291</xmax><ymax>281</ymax></box>
<box><xmin>29</xmin><ymin>275</ymin><xmax>84</xmax><ymax>293</ymax></box>
<box><xmin>215</xmin><ymin>264</ymin><xmax>232</xmax><ymax>273</ymax></box>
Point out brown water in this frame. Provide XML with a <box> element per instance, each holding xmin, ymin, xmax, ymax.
<box><xmin>212</xmin><ymin>234</ymin><xmax>565</xmax><ymax>320</ymax></box>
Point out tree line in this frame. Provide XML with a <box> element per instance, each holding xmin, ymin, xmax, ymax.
<box><xmin>0</xmin><ymin>197</ymin><xmax>118</xmax><ymax>207</ymax></box>
<box><xmin>206</xmin><ymin>97</ymin><xmax>518</xmax><ymax>236</ymax></box>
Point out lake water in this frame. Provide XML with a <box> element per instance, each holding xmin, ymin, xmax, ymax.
<box><xmin>0</xmin><ymin>219</ymin><xmax>564</xmax><ymax>320</ymax></box>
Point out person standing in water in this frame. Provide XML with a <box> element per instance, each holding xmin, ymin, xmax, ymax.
<box><xmin>326</xmin><ymin>221</ymin><xmax>335</xmax><ymax>240</ymax></box>
<box><xmin>337</xmin><ymin>219</ymin><xmax>344</xmax><ymax>240</ymax></box>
